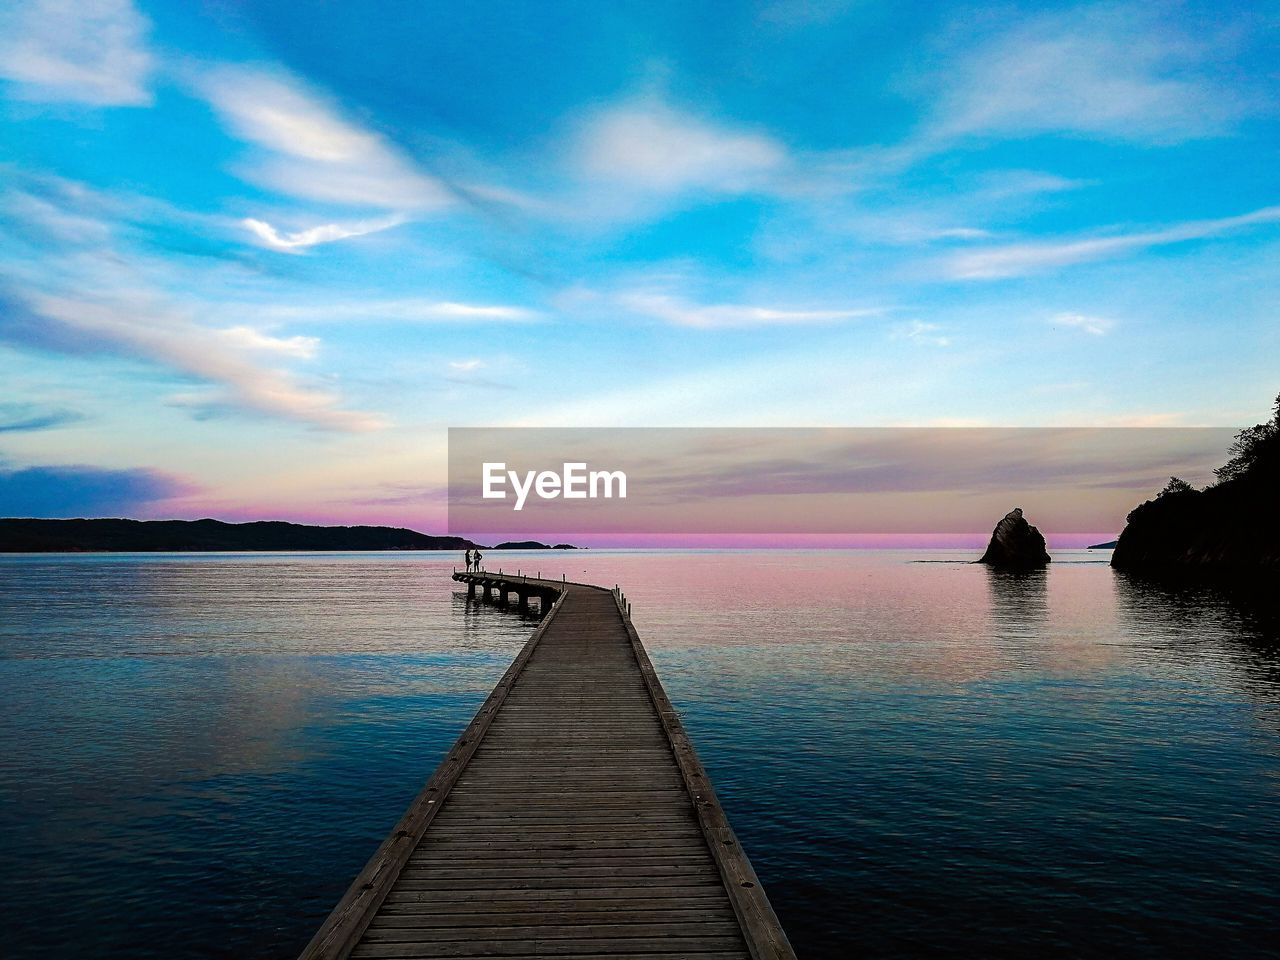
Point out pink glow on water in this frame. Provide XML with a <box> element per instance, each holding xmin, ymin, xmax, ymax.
<box><xmin>474</xmin><ymin>532</ymin><xmax>1117</xmax><ymax>550</ymax></box>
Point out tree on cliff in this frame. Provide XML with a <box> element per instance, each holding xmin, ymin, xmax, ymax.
<box><xmin>1159</xmin><ymin>477</ymin><xmax>1196</xmax><ymax>497</ymax></box>
<box><xmin>1213</xmin><ymin>391</ymin><xmax>1280</xmax><ymax>485</ymax></box>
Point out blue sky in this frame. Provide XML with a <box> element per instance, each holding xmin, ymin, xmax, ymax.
<box><xmin>0</xmin><ymin>0</ymin><xmax>1277</xmax><ymax>528</ymax></box>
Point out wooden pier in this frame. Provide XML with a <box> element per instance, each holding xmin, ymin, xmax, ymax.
<box><xmin>298</xmin><ymin>570</ymin><xmax>793</xmax><ymax>960</ymax></box>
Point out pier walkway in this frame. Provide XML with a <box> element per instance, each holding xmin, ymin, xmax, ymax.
<box><xmin>298</xmin><ymin>570</ymin><xmax>793</xmax><ymax>960</ymax></box>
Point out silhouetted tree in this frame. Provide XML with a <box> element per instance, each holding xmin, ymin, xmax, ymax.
<box><xmin>1159</xmin><ymin>476</ymin><xmax>1196</xmax><ymax>497</ymax></box>
<box><xmin>1213</xmin><ymin>391</ymin><xmax>1280</xmax><ymax>485</ymax></box>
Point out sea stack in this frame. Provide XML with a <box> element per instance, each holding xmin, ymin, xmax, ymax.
<box><xmin>978</xmin><ymin>508</ymin><xmax>1051</xmax><ymax>568</ymax></box>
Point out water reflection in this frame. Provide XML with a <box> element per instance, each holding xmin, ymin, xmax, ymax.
<box><xmin>984</xmin><ymin>565</ymin><xmax>1049</xmax><ymax>638</ymax></box>
<box><xmin>0</xmin><ymin>554</ymin><xmax>536</xmax><ymax>960</ymax></box>
<box><xmin>1114</xmin><ymin>570</ymin><xmax>1280</xmax><ymax>705</ymax></box>
<box><xmin>2</xmin><ymin>552</ymin><xmax>1279</xmax><ymax>959</ymax></box>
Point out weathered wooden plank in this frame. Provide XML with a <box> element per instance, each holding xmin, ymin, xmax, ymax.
<box><xmin>368</xmin><ymin>908</ymin><xmax>737</xmax><ymax>925</ymax></box>
<box><xmin>396</xmin><ymin>863</ymin><xmax>722</xmax><ymax>881</ymax></box>
<box><xmin>429</xmin><ymin>813</ymin><xmax>697</xmax><ymax>825</ymax></box>
<box><xmin>356</xmin><ymin>955</ymin><xmax>746</xmax><ymax>960</ymax></box>
<box><xmin>420</xmin><ymin>826</ymin><xmax>704</xmax><ymax>840</ymax></box>
<box><xmin>442</xmin><ymin>793</ymin><xmax>701</xmax><ymax>808</ymax></box>
<box><xmin>355</xmin><ymin>951</ymin><xmax>747</xmax><ymax>960</ymax></box>
<box><xmin>388</xmin><ymin>881</ymin><xmax>727</xmax><ymax>895</ymax></box>
<box><xmin>362</xmin><ymin>920</ymin><xmax>744</xmax><ymax>939</ymax></box>
<box><xmin>380</xmin><ymin>886</ymin><xmax>732</xmax><ymax>905</ymax></box>
<box><xmin>412</xmin><ymin>838</ymin><xmax>701</xmax><ymax>853</ymax></box>
<box><xmin>350</xmin><ymin>936</ymin><xmax>747</xmax><ymax>958</ymax></box>
<box><xmin>401</xmin><ymin>860</ymin><xmax>713</xmax><ymax>874</ymax></box>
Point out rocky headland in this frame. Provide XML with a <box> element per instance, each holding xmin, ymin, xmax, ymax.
<box><xmin>1111</xmin><ymin>393</ymin><xmax>1279</xmax><ymax>576</ymax></box>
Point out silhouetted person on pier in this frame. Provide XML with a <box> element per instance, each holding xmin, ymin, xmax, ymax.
<box><xmin>473</xmin><ymin>549</ymin><xmax>483</xmax><ymax>572</ymax></box>
<box><xmin>464</xmin><ymin>549</ymin><xmax>472</xmax><ymax>572</ymax></box>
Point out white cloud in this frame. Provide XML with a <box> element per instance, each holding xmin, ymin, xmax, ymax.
<box><xmin>448</xmin><ymin>359</ymin><xmax>485</xmax><ymax>372</ymax></box>
<box><xmin>618</xmin><ymin>291</ymin><xmax>878</xmax><ymax>329</ymax></box>
<box><xmin>241</xmin><ymin>214</ymin><xmax>405</xmax><ymax>252</ymax></box>
<box><xmin>928</xmin><ymin>7</ymin><xmax>1240</xmax><ymax>144</ymax></box>
<box><xmin>0</xmin><ymin>173</ymin><xmax>386</xmax><ymax>431</ymax></box>
<box><xmin>0</xmin><ymin>0</ymin><xmax>152</xmax><ymax>106</ymax></box>
<box><xmin>894</xmin><ymin>320</ymin><xmax>951</xmax><ymax>347</ymax></box>
<box><xmin>944</xmin><ymin>205</ymin><xmax>1280</xmax><ymax>279</ymax></box>
<box><xmin>575</xmin><ymin>96</ymin><xmax>786</xmax><ymax>195</ymax></box>
<box><xmin>196</xmin><ymin>66</ymin><xmax>451</xmax><ymax>211</ymax></box>
<box><xmin>1052</xmin><ymin>313</ymin><xmax>1114</xmax><ymax>336</ymax></box>
<box><xmin>927</xmin><ymin>227</ymin><xmax>991</xmax><ymax>241</ymax></box>
<box><xmin>256</xmin><ymin>299</ymin><xmax>539</xmax><ymax>324</ymax></box>
<box><xmin>13</xmin><ymin>291</ymin><xmax>380</xmax><ymax>431</ymax></box>
<box><xmin>3</xmin><ymin>187</ymin><xmax>116</xmax><ymax>245</ymax></box>
<box><xmin>974</xmin><ymin>170</ymin><xmax>1090</xmax><ymax>200</ymax></box>
<box><xmin>217</xmin><ymin>325</ymin><xmax>320</xmax><ymax>359</ymax></box>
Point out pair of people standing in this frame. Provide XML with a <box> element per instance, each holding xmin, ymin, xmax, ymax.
<box><xmin>464</xmin><ymin>548</ymin><xmax>483</xmax><ymax>572</ymax></box>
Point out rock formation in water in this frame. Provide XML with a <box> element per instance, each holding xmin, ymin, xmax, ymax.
<box><xmin>1112</xmin><ymin>392</ymin><xmax>1280</xmax><ymax>576</ymax></box>
<box><xmin>978</xmin><ymin>508</ymin><xmax>1051</xmax><ymax>568</ymax></box>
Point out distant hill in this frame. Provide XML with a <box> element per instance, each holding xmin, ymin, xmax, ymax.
<box><xmin>0</xmin><ymin>518</ymin><xmax>479</xmax><ymax>553</ymax></box>
<box><xmin>1087</xmin><ymin>540</ymin><xmax>1119</xmax><ymax>550</ymax></box>
<box><xmin>493</xmin><ymin>540</ymin><xmax>580</xmax><ymax>550</ymax></box>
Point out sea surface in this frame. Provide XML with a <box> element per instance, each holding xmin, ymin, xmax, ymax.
<box><xmin>1</xmin><ymin>550</ymin><xmax>1278</xmax><ymax>959</ymax></box>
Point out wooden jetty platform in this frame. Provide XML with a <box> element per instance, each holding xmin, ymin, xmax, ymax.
<box><xmin>298</xmin><ymin>570</ymin><xmax>794</xmax><ymax>960</ymax></box>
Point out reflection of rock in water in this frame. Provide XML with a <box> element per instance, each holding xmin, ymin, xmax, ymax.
<box><xmin>1113</xmin><ymin>570</ymin><xmax>1280</xmax><ymax>709</ymax></box>
<box><xmin>984</xmin><ymin>565</ymin><xmax>1049</xmax><ymax>640</ymax></box>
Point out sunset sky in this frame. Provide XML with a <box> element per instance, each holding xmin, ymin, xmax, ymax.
<box><xmin>1</xmin><ymin>0</ymin><xmax>1277</xmax><ymax>533</ymax></box>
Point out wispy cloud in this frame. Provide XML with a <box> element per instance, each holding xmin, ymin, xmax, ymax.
<box><xmin>974</xmin><ymin>170</ymin><xmax>1090</xmax><ymax>201</ymax></box>
<box><xmin>893</xmin><ymin>320</ymin><xmax>951</xmax><ymax>347</ymax></box>
<box><xmin>448</xmin><ymin>359</ymin><xmax>485</xmax><ymax>372</ymax></box>
<box><xmin>0</xmin><ymin>0</ymin><xmax>153</xmax><ymax>106</ymax></box>
<box><xmin>574</xmin><ymin>95</ymin><xmax>786</xmax><ymax>196</ymax></box>
<box><xmin>1053</xmin><ymin>312</ymin><xmax>1114</xmax><ymax>336</ymax></box>
<box><xmin>195</xmin><ymin>66</ymin><xmax>451</xmax><ymax>211</ymax></box>
<box><xmin>0</xmin><ymin>176</ymin><xmax>382</xmax><ymax>431</ymax></box>
<box><xmin>617</xmin><ymin>291</ymin><xmax>880</xmax><ymax>329</ymax></box>
<box><xmin>241</xmin><ymin>214</ymin><xmax>406</xmax><ymax>252</ymax></box>
<box><xmin>925</xmin><ymin>6</ymin><xmax>1243</xmax><ymax>144</ymax></box>
<box><xmin>4</xmin><ymin>290</ymin><xmax>381</xmax><ymax>431</ymax></box>
<box><xmin>255</xmin><ymin>299</ymin><xmax>539</xmax><ymax>324</ymax></box>
<box><xmin>0</xmin><ymin>402</ymin><xmax>84</xmax><ymax>433</ymax></box>
<box><xmin>216</xmin><ymin>326</ymin><xmax>320</xmax><ymax>359</ymax></box>
<box><xmin>943</xmin><ymin>205</ymin><xmax>1280</xmax><ymax>279</ymax></box>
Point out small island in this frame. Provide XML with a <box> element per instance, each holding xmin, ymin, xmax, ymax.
<box><xmin>1112</xmin><ymin>392</ymin><xmax>1279</xmax><ymax>575</ymax></box>
<box><xmin>978</xmin><ymin>507</ymin><xmax>1051</xmax><ymax>568</ymax></box>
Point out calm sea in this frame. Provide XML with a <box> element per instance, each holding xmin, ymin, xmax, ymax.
<box><xmin>1</xmin><ymin>550</ymin><xmax>1278</xmax><ymax>959</ymax></box>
